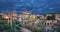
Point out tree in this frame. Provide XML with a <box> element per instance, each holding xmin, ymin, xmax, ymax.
<box><xmin>47</xmin><ymin>14</ymin><xmax>55</xmax><ymax>20</ymax></box>
<box><xmin>0</xmin><ymin>15</ymin><xmax>2</xmax><ymax>20</ymax></box>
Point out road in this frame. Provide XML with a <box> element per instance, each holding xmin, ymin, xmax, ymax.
<box><xmin>15</xmin><ymin>24</ymin><xmax>32</xmax><ymax>32</ymax></box>
<box><xmin>21</xmin><ymin>27</ymin><xmax>32</xmax><ymax>32</ymax></box>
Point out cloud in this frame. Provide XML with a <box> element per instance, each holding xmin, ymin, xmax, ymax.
<box><xmin>0</xmin><ymin>0</ymin><xmax>60</xmax><ymax>14</ymax></box>
<box><xmin>0</xmin><ymin>0</ymin><xmax>16</xmax><ymax>10</ymax></box>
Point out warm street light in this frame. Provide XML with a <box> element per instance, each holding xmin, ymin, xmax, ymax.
<box><xmin>4</xmin><ymin>16</ymin><xmax>9</xmax><ymax>19</ymax></box>
<box><xmin>3</xmin><ymin>16</ymin><xmax>10</xmax><ymax>24</ymax></box>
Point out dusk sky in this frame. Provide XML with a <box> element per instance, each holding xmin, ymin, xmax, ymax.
<box><xmin>0</xmin><ymin>0</ymin><xmax>60</xmax><ymax>14</ymax></box>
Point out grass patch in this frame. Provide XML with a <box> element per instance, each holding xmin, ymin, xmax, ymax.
<box><xmin>33</xmin><ymin>29</ymin><xmax>43</xmax><ymax>32</ymax></box>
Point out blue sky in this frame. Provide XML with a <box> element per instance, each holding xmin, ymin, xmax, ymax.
<box><xmin>0</xmin><ymin>0</ymin><xmax>60</xmax><ymax>14</ymax></box>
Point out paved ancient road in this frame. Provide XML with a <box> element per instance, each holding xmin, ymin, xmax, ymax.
<box><xmin>21</xmin><ymin>27</ymin><xmax>32</xmax><ymax>32</ymax></box>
